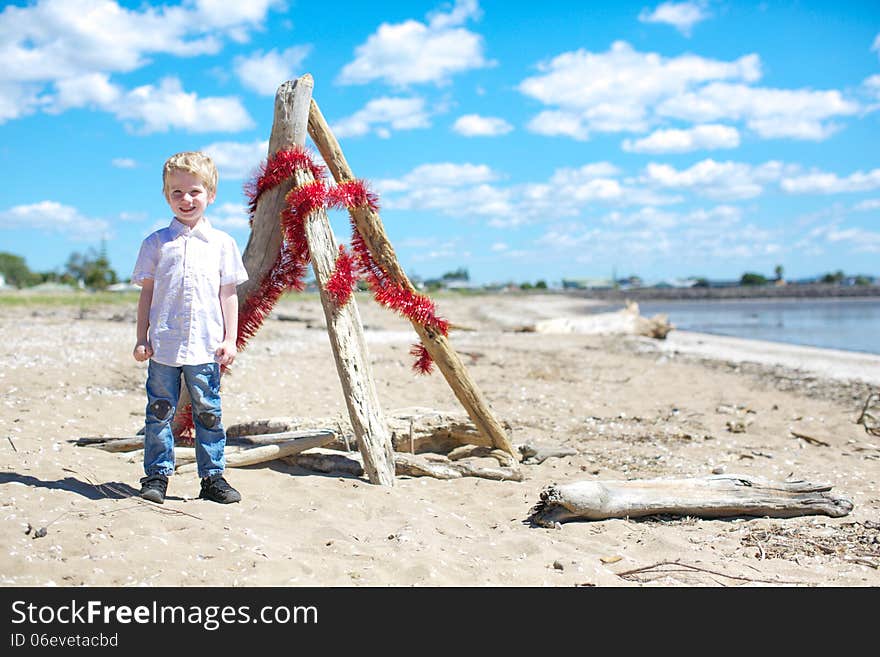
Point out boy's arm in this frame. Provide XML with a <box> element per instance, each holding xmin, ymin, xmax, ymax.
<box><xmin>133</xmin><ymin>279</ymin><xmax>154</xmax><ymax>362</ymax></box>
<box><xmin>215</xmin><ymin>283</ymin><xmax>239</xmax><ymax>366</ymax></box>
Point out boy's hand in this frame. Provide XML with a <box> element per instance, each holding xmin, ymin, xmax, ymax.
<box><xmin>215</xmin><ymin>340</ymin><xmax>237</xmax><ymax>366</ymax></box>
<box><xmin>133</xmin><ymin>342</ymin><xmax>153</xmax><ymax>362</ymax></box>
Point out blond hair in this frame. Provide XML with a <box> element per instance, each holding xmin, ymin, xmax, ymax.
<box><xmin>162</xmin><ymin>151</ymin><xmax>218</xmax><ymax>196</ymax></box>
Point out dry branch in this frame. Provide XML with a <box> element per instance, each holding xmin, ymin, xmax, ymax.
<box><xmin>74</xmin><ymin>428</ymin><xmax>336</xmax><ymax>453</ymax></box>
<box><xmin>529</xmin><ymin>474</ymin><xmax>853</xmax><ymax>526</ymax></box>
<box><xmin>225</xmin><ymin>408</ymin><xmax>503</xmax><ymax>454</ymax></box>
<box><xmin>175</xmin><ymin>431</ymin><xmax>335</xmax><ymax>474</ymax></box>
<box><xmin>285</xmin><ymin>448</ymin><xmax>523</xmax><ymax>481</ymax></box>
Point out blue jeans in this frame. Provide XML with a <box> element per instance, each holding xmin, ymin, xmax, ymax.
<box><xmin>144</xmin><ymin>360</ymin><xmax>226</xmax><ymax>479</ymax></box>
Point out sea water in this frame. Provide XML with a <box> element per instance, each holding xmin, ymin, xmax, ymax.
<box><xmin>624</xmin><ymin>297</ymin><xmax>880</xmax><ymax>356</ymax></box>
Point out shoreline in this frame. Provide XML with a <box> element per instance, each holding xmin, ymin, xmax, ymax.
<box><xmin>568</xmin><ymin>284</ymin><xmax>880</xmax><ymax>302</ymax></box>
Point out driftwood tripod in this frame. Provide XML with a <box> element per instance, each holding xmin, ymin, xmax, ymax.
<box><xmin>170</xmin><ymin>74</ymin><xmax>516</xmax><ymax>486</ymax></box>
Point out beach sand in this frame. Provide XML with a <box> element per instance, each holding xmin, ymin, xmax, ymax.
<box><xmin>1</xmin><ymin>292</ymin><xmax>877</xmax><ymax>587</ymax></box>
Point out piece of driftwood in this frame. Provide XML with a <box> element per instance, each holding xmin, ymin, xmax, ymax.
<box><xmin>528</xmin><ymin>474</ymin><xmax>853</xmax><ymax>526</ymax></box>
<box><xmin>286</xmin><ymin>448</ymin><xmax>523</xmax><ymax>481</ymax></box>
<box><xmin>74</xmin><ymin>429</ymin><xmax>336</xmax><ymax>453</ymax></box>
<box><xmin>308</xmin><ymin>99</ymin><xmax>518</xmax><ymax>463</ymax></box>
<box><xmin>175</xmin><ymin>431</ymin><xmax>335</xmax><ymax>474</ymax></box>
<box><xmin>522</xmin><ymin>301</ymin><xmax>673</xmax><ymax>339</ymax></box>
<box><xmin>285</xmin><ymin>76</ymin><xmax>395</xmax><ymax>487</ymax></box>
<box><xmin>225</xmin><ymin>408</ymin><xmax>503</xmax><ymax>454</ymax></box>
<box><xmin>857</xmin><ymin>391</ymin><xmax>880</xmax><ymax>437</ymax></box>
<box><xmin>518</xmin><ymin>442</ymin><xmax>578</xmax><ymax>465</ymax></box>
<box><xmin>74</xmin><ymin>436</ymin><xmax>145</xmax><ymax>452</ymax></box>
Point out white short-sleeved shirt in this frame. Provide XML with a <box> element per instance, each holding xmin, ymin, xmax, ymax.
<box><xmin>132</xmin><ymin>218</ymin><xmax>249</xmax><ymax>366</ymax></box>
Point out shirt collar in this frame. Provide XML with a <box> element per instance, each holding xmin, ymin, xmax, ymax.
<box><xmin>169</xmin><ymin>217</ymin><xmax>212</xmax><ymax>241</ymax></box>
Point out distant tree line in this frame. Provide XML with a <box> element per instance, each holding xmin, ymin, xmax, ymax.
<box><xmin>0</xmin><ymin>245</ymin><xmax>119</xmax><ymax>290</ymax></box>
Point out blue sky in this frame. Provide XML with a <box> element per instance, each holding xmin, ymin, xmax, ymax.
<box><xmin>0</xmin><ymin>0</ymin><xmax>878</xmax><ymax>285</ymax></box>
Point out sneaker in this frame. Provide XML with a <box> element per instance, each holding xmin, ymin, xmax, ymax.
<box><xmin>139</xmin><ymin>474</ymin><xmax>168</xmax><ymax>504</ymax></box>
<box><xmin>199</xmin><ymin>474</ymin><xmax>241</xmax><ymax>504</ymax></box>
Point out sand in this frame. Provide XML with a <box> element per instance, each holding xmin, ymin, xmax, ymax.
<box><xmin>1</xmin><ymin>292</ymin><xmax>877</xmax><ymax>587</ymax></box>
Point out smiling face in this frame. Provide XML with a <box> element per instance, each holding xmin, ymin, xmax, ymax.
<box><xmin>164</xmin><ymin>169</ymin><xmax>215</xmax><ymax>227</ymax></box>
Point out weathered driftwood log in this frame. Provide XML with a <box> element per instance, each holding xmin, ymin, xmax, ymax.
<box><xmin>175</xmin><ymin>431</ymin><xmax>335</xmax><ymax>474</ymax></box>
<box><xmin>126</xmin><ymin>445</ymin><xmax>245</xmax><ymax>466</ymax></box>
<box><xmin>225</xmin><ymin>408</ymin><xmax>502</xmax><ymax>454</ymax></box>
<box><xmin>288</xmin><ymin>76</ymin><xmax>395</xmax><ymax>487</ymax></box>
<box><xmin>285</xmin><ymin>448</ymin><xmax>523</xmax><ymax>481</ymax></box>
<box><xmin>308</xmin><ymin>99</ymin><xmax>518</xmax><ymax>463</ymax></box>
<box><xmin>74</xmin><ymin>429</ymin><xmax>336</xmax><ymax>453</ymax></box>
<box><xmin>528</xmin><ymin>474</ymin><xmax>854</xmax><ymax>526</ymax></box>
<box><xmin>518</xmin><ymin>442</ymin><xmax>578</xmax><ymax>465</ymax></box>
<box><xmin>523</xmin><ymin>301</ymin><xmax>673</xmax><ymax>339</ymax></box>
<box><xmin>74</xmin><ymin>436</ymin><xmax>145</xmax><ymax>452</ymax></box>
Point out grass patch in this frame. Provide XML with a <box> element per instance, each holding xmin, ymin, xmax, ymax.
<box><xmin>0</xmin><ymin>291</ymin><xmax>140</xmax><ymax>307</ymax></box>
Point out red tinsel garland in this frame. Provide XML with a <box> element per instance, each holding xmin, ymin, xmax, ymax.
<box><xmin>409</xmin><ymin>343</ymin><xmax>434</xmax><ymax>375</ymax></box>
<box><xmin>242</xmin><ymin>146</ymin><xmax>449</xmax><ymax>370</ymax></box>
<box><xmin>326</xmin><ymin>245</ymin><xmax>357</xmax><ymax>306</ymax></box>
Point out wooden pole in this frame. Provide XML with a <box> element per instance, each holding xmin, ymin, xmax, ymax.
<box><xmin>281</xmin><ymin>76</ymin><xmax>396</xmax><ymax>486</ymax></box>
<box><xmin>307</xmin><ymin>99</ymin><xmax>519</xmax><ymax>462</ymax></box>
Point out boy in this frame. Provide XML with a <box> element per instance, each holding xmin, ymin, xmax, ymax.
<box><xmin>131</xmin><ymin>151</ymin><xmax>248</xmax><ymax>504</ymax></box>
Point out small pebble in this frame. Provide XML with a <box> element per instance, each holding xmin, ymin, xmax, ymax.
<box><xmin>712</xmin><ymin>465</ymin><xmax>726</xmax><ymax>474</ymax></box>
<box><xmin>553</xmin><ymin>560</ymin><xmax>564</xmax><ymax>571</ymax></box>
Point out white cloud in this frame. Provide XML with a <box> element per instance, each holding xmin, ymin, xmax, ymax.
<box><xmin>50</xmin><ymin>73</ymin><xmax>122</xmax><ymax>112</ymax></box>
<box><xmin>337</xmin><ymin>0</ymin><xmax>491</xmax><ymax>86</ymax></box>
<box><xmin>0</xmin><ymin>81</ymin><xmax>43</xmax><ymax>123</ymax></box>
<box><xmin>234</xmin><ymin>46</ymin><xmax>312</xmax><ymax>96</ymax></box>
<box><xmin>638</xmin><ymin>1</ymin><xmax>710</xmax><ymax>36</ymax></box>
<box><xmin>378</xmin><ymin>159</ymin><xmax>679</xmax><ymax>229</ymax></box>
<box><xmin>202</xmin><ymin>139</ymin><xmax>270</xmax><ymax>180</ymax></box>
<box><xmin>0</xmin><ymin>201</ymin><xmax>110</xmax><ymax>240</ymax></box>
<box><xmin>658</xmin><ymin>82</ymin><xmax>859</xmax><ymax>140</ymax></box>
<box><xmin>519</xmin><ymin>41</ymin><xmax>760</xmax><ymax>139</ymax></box>
<box><xmin>379</xmin><ymin>162</ymin><xmax>499</xmax><ymax>190</ymax></box>
<box><xmin>111</xmin><ymin>158</ymin><xmax>137</xmax><ymax>169</ymax></box>
<box><xmin>114</xmin><ymin>77</ymin><xmax>254</xmax><ymax>134</ymax></box>
<box><xmin>863</xmin><ymin>74</ymin><xmax>880</xmax><ymax>107</ymax></box>
<box><xmin>427</xmin><ymin>0</ymin><xmax>482</xmax><ymax>29</ymax></box>
<box><xmin>535</xmin><ymin>215</ymin><xmax>782</xmax><ymax>265</ymax></box>
<box><xmin>209</xmin><ymin>202</ymin><xmax>250</xmax><ymax>230</ymax></box>
<box><xmin>331</xmin><ymin>97</ymin><xmax>431</xmax><ymax>138</ymax></box>
<box><xmin>781</xmin><ymin>168</ymin><xmax>880</xmax><ymax>194</ymax></box>
<box><xmin>854</xmin><ymin>199</ymin><xmax>880</xmax><ymax>212</ymax></box>
<box><xmin>42</xmin><ymin>74</ymin><xmax>253</xmax><ymax>133</ymax></box>
<box><xmin>490</xmin><ymin>242</ymin><xmax>508</xmax><ymax>252</ymax></box>
<box><xmin>623</xmin><ymin>124</ymin><xmax>740</xmax><ymax>153</ymax></box>
<box><xmin>873</xmin><ymin>33</ymin><xmax>880</xmax><ymax>58</ymax></box>
<box><xmin>0</xmin><ymin>0</ymin><xmax>279</xmax><ymax>124</ymax></box>
<box><xmin>644</xmin><ymin>159</ymin><xmax>790</xmax><ymax>200</ymax></box>
<box><xmin>601</xmin><ymin>204</ymin><xmax>742</xmax><ymax>229</ymax></box>
<box><xmin>519</xmin><ymin>41</ymin><xmax>860</xmax><ymax>143</ymax></box>
<box><xmin>452</xmin><ymin>114</ymin><xmax>513</xmax><ymax>136</ymax></box>
<box><xmin>808</xmin><ymin>223</ymin><xmax>880</xmax><ymax>253</ymax></box>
